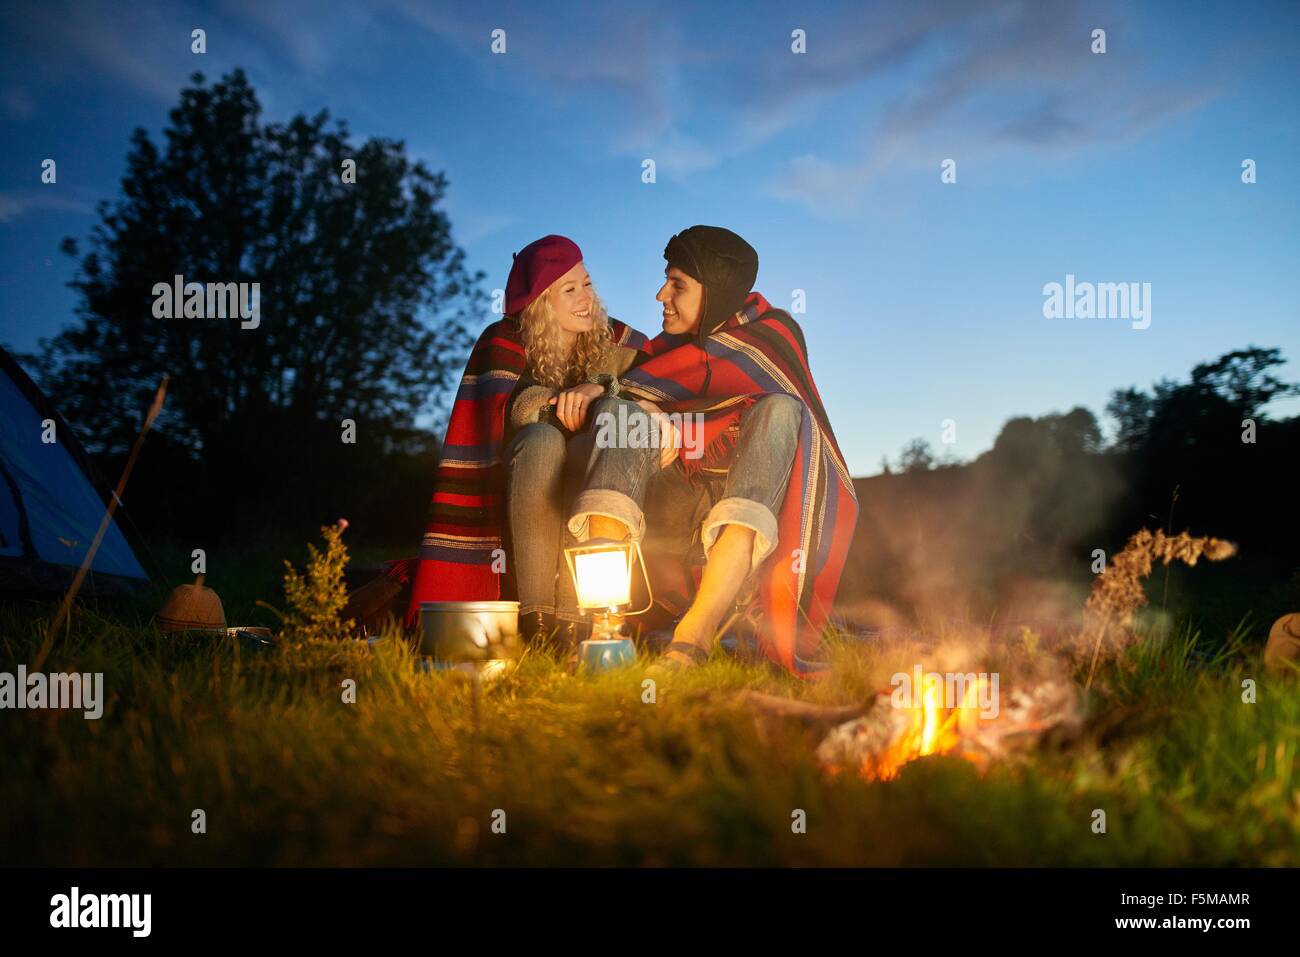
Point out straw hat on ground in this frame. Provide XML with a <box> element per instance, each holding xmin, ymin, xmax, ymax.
<box><xmin>1264</xmin><ymin>613</ymin><xmax>1300</xmax><ymax>672</ymax></box>
<box><xmin>157</xmin><ymin>575</ymin><xmax>226</xmax><ymax>632</ymax></box>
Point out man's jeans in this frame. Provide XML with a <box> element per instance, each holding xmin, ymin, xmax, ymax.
<box><xmin>504</xmin><ymin>421</ymin><xmax>584</xmax><ymax>620</ymax></box>
<box><xmin>567</xmin><ymin>394</ymin><xmax>804</xmax><ymax>574</ymax></box>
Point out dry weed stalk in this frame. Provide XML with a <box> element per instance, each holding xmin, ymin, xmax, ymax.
<box><xmin>1083</xmin><ymin>528</ymin><xmax>1236</xmax><ymax>688</ymax></box>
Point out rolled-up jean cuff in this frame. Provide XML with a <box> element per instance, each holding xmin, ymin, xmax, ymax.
<box><xmin>568</xmin><ymin>489</ymin><xmax>647</xmax><ymax>542</ymax></box>
<box><xmin>701</xmin><ymin>496</ymin><xmax>779</xmax><ymax>574</ymax></box>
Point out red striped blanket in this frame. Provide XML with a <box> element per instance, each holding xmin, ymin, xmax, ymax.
<box><xmin>617</xmin><ymin>291</ymin><xmax>858</xmax><ymax>676</ymax></box>
<box><xmin>397</xmin><ymin>317</ymin><xmax>648</xmax><ymax>627</ymax></box>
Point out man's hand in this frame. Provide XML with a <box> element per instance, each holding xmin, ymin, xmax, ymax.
<box><xmin>549</xmin><ymin>382</ymin><xmax>605</xmax><ymax>431</ymax></box>
<box><xmin>636</xmin><ymin>399</ymin><xmax>679</xmax><ymax>469</ymax></box>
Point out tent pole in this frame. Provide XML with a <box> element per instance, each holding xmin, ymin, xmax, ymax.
<box><xmin>32</xmin><ymin>375</ymin><xmax>169</xmax><ymax>672</ymax></box>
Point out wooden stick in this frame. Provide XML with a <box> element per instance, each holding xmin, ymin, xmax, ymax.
<box><xmin>32</xmin><ymin>375</ymin><xmax>169</xmax><ymax>671</ymax></box>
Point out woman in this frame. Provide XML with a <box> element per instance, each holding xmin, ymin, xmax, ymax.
<box><xmin>402</xmin><ymin>235</ymin><xmax>647</xmax><ymax>648</ymax></box>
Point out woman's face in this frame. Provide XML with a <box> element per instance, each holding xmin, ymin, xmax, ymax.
<box><xmin>549</xmin><ymin>262</ymin><xmax>596</xmax><ymax>335</ymax></box>
<box><xmin>656</xmin><ymin>266</ymin><xmax>703</xmax><ymax>335</ymax></box>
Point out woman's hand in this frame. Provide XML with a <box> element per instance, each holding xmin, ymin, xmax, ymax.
<box><xmin>636</xmin><ymin>400</ymin><xmax>679</xmax><ymax>469</ymax></box>
<box><xmin>549</xmin><ymin>382</ymin><xmax>605</xmax><ymax>431</ymax></box>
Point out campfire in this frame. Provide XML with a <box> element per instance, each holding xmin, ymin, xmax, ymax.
<box><xmin>874</xmin><ymin>672</ymin><xmax>987</xmax><ymax>780</ymax></box>
<box><xmin>813</xmin><ymin>525</ymin><xmax>1235</xmax><ymax>781</ymax></box>
<box><xmin>818</xmin><ymin>672</ymin><xmax>988</xmax><ymax>780</ymax></box>
<box><xmin>816</xmin><ymin>669</ymin><xmax>1083</xmax><ymax>781</ymax></box>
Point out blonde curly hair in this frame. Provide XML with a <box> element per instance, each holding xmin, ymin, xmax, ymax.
<box><xmin>516</xmin><ymin>284</ymin><xmax>615</xmax><ymax>389</ymax></box>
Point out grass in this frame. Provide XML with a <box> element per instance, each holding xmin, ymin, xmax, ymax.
<box><xmin>1</xmin><ymin>547</ymin><xmax>1298</xmax><ymax>866</ymax></box>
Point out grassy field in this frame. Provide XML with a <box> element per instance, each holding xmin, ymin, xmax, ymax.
<box><xmin>1</xmin><ymin>541</ymin><xmax>1298</xmax><ymax>867</ymax></box>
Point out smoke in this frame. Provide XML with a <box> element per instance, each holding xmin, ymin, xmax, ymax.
<box><xmin>837</xmin><ymin>422</ymin><xmax>1125</xmax><ymax>636</ymax></box>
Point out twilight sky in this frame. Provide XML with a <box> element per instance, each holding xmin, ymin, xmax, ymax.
<box><xmin>1</xmin><ymin>0</ymin><xmax>1297</xmax><ymax>475</ymax></box>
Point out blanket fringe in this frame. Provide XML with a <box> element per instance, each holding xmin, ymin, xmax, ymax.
<box><xmin>681</xmin><ymin>422</ymin><xmax>741</xmax><ymax>481</ymax></box>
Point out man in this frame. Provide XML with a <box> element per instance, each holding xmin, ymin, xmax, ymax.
<box><xmin>567</xmin><ymin>226</ymin><xmax>859</xmax><ymax>675</ymax></box>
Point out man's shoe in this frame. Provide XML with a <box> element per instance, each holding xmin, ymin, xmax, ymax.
<box><xmin>646</xmin><ymin>640</ymin><xmax>710</xmax><ymax>677</ymax></box>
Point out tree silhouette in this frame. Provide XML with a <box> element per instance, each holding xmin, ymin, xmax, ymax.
<box><xmin>1189</xmin><ymin>347</ymin><xmax>1300</xmax><ymax>420</ymax></box>
<box><xmin>36</xmin><ymin>70</ymin><xmax>485</xmax><ymax>539</ymax></box>
<box><xmin>898</xmin><ymin>438</ymin><xmax>936</xmax><ymax>472</ymax></box>
<box><xmin>1106</xmin><ymin>346</ymin><xmax>1299</xmax><ymax>452</ymax></box>
<box><xmin>1103</xmin><ymin>345</ymin><xmax>1300</xmax><ymax>557</ymax></box>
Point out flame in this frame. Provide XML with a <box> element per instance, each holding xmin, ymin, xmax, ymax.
<box><xmin>868</xmin><ymin>672</ymin><xmax>989</xmax><ymax>780</ymax></box>
<box><xmin>572</xmin><ymin>548</ymin><xmax>632</xmax><ymax>609</ymax></box>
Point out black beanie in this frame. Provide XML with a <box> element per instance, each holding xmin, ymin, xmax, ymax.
<box><xmin>663</xmin><ymin>225</ymin><xmax>759</xmax><ymax>337</ymax></box>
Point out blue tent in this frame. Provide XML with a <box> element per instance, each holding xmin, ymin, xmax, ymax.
<box><xmin>0</xmin><ymin>347</ymin><xmax>148</xmax><ymax>594</ymax></box>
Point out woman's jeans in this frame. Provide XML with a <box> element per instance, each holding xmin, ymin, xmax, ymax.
<box><xmin>504</xmin><ymin>421</ymin><xmax>584</xmax><ymax>621</ymax></box>
<box><xmin>566</xmin><ymin>394</ymin><xmax>803</xmax><ymax>574</ymax></box>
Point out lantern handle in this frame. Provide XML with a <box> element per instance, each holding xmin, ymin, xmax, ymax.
<box><xmin>624</xmin><ymin>539</ymin><xmax>655</xmax><ymax>617</ymax></box>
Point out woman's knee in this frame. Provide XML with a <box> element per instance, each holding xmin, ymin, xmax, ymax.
<box><xmin>508</xmin><ymin>422</ymin><xmax>566</xmax><ymax>473</ymax></box>
<box><xmin>587</xmin><ymin>395</ymin><xmax>641</xmax><ymax>424</ymax></box>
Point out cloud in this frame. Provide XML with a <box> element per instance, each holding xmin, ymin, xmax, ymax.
<box><xmin>381</xmin><ymin>0</ymin><xmax>1220</xmax><ymax>208</ymax></box>
<box><xmin>2</xmin><ymin>2</ymin><xmax>182</xmax><ymax>102</ymax></box>
<box><xmin>441</xmin><ymin>199</ymin><xmax>515</xmax><ymax>246</ymax></box>
<box><xmin>0</xmin><ymin>0</ymin><xmax>372</xmax><ymax>114</ymax></box>
<box><xmin>764</xmin><ymin>0</ymin><xmax>1223</xmax><ymax>215</ymax></box>
<box><xmin>995</xmin><ymin>99</ymin><xmax>1085</xmax><ymax>146</ymax></box>
<box><xmin>383</xmin><ymin>0</ymin><xmax>699</xmax><ymax>164</ymax></box>
<box><xmin>216</xmin><ymin>0</ymin><xmax>376</xmax><ymax>74</ymax></box>
<box><xmin>729</xmin><ymin>0</ymin><xmax>1001</xmax><ymax>138</ymax></box>
<box><xmin>220</xmin><ymin>0</ymin><xmax>332</xmax><ymax>73</ymax></box>
<box><xmin>631</xmin><ymin>130</ymin><xmax>721</xmax><ymax>178</ymax></box>
<box><xmin>0</xmin><ymin>190</ymin><xmax>95</xmax><ymax>223</ymax></box>
<box><xmin>0</xmin><ymin>0</ymin><xmax>1232</xmax><ymax>223</ymax></box>
<box><xmin>767</xmin><ymin>155</ymin><xmax>874</xmax><ymax>220</ymax></box>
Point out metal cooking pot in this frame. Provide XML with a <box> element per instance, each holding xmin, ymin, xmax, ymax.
<box><xmin>419</xmin><ymin>601</ymin><xmax>521</xmax><ymax>662</ymax></box>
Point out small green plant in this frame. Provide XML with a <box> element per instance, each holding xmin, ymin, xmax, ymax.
<box><xmin>271</xmin><ymin>518</ymin><xmax>352</xmax><ymax>643</ymax></box>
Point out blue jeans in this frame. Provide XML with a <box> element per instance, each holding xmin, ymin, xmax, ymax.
<box><xmin>504</xmin><ymin>422</ymin><xmax>584</xmax><ymax>620</ymax></box>
<box><xmin>567</xmin><ymin>394</ymin><xmax>804</xmax><ymax>573</ymax></box>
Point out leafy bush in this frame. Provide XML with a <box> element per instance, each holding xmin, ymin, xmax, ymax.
<box><xmin>278</xmin><ymin>519</ymin><xmax>351</xmax><ymax>643</ymax></box>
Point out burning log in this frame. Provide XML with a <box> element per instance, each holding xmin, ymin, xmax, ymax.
<box><xmin>734</xmin><ymin>690</ymin><xmax>867</xmax><ymax>726</ymax></box>
<box><xmin>679</xmin><ymin>689</ymin><xmax>870</xmax><ymax>745</ymax></box>
<box><xmin>816</xmin><ymin>673</ymin><xmax>1084</xmax><ymax>781</ymax></box>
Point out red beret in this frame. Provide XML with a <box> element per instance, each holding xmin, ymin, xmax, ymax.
<box><xmin>504</xmin><ymin>234</ymin><xmax>584</xmax><ymax>316</ymax></box>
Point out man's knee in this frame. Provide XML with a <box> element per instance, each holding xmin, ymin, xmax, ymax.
<box><xmin>748</xmin><ymin>393</ymin><xmax>803</xmax><ymax>436</ymax></box>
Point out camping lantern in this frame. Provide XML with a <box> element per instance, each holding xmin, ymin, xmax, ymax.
<box><xmin>563</xmin><ymin>538</ymin><xmax>653</xmax><ymax>672</ymax></box>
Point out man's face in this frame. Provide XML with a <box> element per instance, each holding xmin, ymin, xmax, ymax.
<box><xmin>656</xmin><ymin>266</ymin><xmax>703</xmax><ymax>335</ymax></box>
